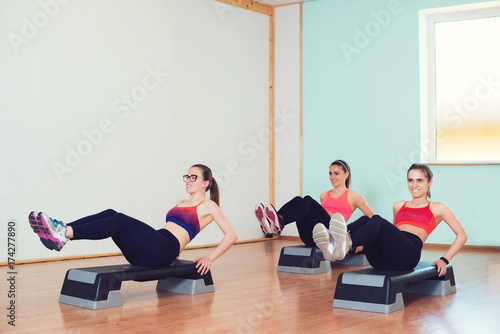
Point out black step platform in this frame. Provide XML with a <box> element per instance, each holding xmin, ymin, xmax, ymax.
<box><xmin>59</xmin><ymin>260</ymin><xmax>214</xmax><ymax>310</ymax></box>
<box><xmin>332</xmin><ymin>261</ymin><xmax>456</xmax><ymax>313</ymax></box>
<box><xmin>277</xmin><ymin>245</ymin><xmax>369</xmax><ymax>274</ymax></box>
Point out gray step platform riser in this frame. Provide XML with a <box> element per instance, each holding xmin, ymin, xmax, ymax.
<box><xmin>277</xmin><ymin>262</ymin><xmax>329</xmax><ymax>274</ymax></box>
<box><xmin>333</xmin><ymin>293</ymin><xmax>404</xmax><ymax>313</ymax></box>
<box><xmin>60</xmin><ymin>278</ymin><xmax>214</xmax><ymax>310</ymax></box>
<box><xmin>157</xmin><ymin>277</ymin><xmax>215</xmax><ymax>295</ymax></box>
<box><xmin>277</xmin><ymin>245</ymin><xmax>369</xmax><ymax>275</ymax></box>
<box><xmin>58</xmin><ymin>261</ymin><xmax>215</xmax><ymax>310</ymax></box>
<box><xmin>59</xmin><ymin>291</ymin><xmax>122</xmax><ymax>310</ymax></box>
<box><xmin>332</xmin><ymin>262</ymin><xmax>456</xmax><ymax>313</ymax></box>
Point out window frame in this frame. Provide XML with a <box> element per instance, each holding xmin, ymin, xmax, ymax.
<box><xmin>419</xmin><ymin>1</ymin><xmax>500</xmax><ymax>164</ymax></box>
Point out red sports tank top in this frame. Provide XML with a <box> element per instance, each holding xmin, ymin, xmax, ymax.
<box><xmin>395</xmin><ymin>202</ymin><xmax>436</xmax><ymax>235</ymax></box>
<box><xmin>165</xmin><ymin>201</ymin><xmax>202</xmax><ymax>240</ymax></box>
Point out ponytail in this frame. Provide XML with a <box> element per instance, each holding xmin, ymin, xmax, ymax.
<box><xmin>209</xmin><ymin>177</ymin><xmax>220</xmax><ymax>206</ymax></box>
<box><xmin>191</xmin><ymin>164</ymin><xmax>220</xmax><ymax>205</ymax></box>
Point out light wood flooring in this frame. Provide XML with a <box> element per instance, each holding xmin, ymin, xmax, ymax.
<box><xmin>1</xmin><ymin>236</ymin><xmax>499</xmax><ymax>333</ymax></box>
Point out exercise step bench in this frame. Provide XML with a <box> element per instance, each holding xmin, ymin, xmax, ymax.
<box><xmin>277</xmin><ymin>245</ymin><xmax>369</xmax><ymax>274</ymax></box>
<box><xmin>59</xmin><ymin>260</ymin><xmax>214</xmax><ymax>310</ymax></box>
<box><xmin>332</xmin><ymin>261</ymin><xmax>456</xmax><ymax>313</ymax></box>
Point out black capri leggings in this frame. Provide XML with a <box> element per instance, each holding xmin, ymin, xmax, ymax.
<box><xmin>348</xmin><ymin>215</ymin><xmax>423</xmax><ymax>271</ymax></box>
<box><xmin>69</xmin><ymin>209</ymin><xmax>180</xmax><ymax>267</ymax></box>
<box><xmin>278</xmin><ymin>196</ymin><xmax>331</xmax><ymax>246</ymax></box>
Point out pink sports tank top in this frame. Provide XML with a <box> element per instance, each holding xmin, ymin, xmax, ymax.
<box><xmin>320</xmin><ymin>189</ymin><xmax>353</xmax><ymax>220</ymax></box>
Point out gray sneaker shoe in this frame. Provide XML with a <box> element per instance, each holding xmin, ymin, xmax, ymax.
<box><xmin>313</xmin><ymin>223</ymin><xmax>336</xmax><ymax>261</ymax></box>
<box><xmin>329</xmin><ymin>213</ymin><xmax>351</xmax><ymax>261</ymax></box>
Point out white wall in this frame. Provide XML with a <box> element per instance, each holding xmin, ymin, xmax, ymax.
<box><xmin>274</xmin><ymin>4</ymin><xmax>301</xmax><ymax>237</ymax></box>
<box><xmin>0</xmin><ymin>0</ymin><xmax>270</xmax><ymax>262</ymax></box>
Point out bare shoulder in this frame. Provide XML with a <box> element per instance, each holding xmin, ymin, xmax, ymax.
<box><xmin>199</xmin><ymin>199</ymin><xmax>219</xmax><ymax>212</ymax></box>
<box><xmin>429</xmin><ymin>201</ymin><xmax>450</xmax><ymax>215</ymax></box>
<box><xmin>320</xmin><ymin>190</ymin><xmax>329</xmax><ymax>201</ymax></box>
<box><xmin>429</xmin><ymin>201</ymin><xmax>462</xmax><ymax>228</ymax></box>
<box><xmin>348</xmin><ymin>189</ymin><xmax>363</xmax><ymax>199</ymax></box>
<box><xmin>347</xmin><ymin>190</ymin><xmax>361</xmax><ymax>202</ymax></box>
<box><xmin>393</xmin><ymin>200</ymin><xmax>406</xmax><ymax>212</ymax></box>
<box><xmin>197</xmin><ymin>199</ymin><xmax>225</xmax><ymax>224</ymax></box>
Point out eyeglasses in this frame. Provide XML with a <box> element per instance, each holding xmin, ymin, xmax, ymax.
<box><xmin>183</xmin><ymin>174</ymin><xmax>201</xmax><ymax>182</ymax></box>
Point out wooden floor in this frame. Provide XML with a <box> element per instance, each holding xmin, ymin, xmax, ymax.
<box><xmin>2</xmin><ymin>237</ymin><xmax>500</xmax><ymax>333</ymax></box>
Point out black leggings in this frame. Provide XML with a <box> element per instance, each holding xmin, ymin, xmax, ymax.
<box><xmin>69</xmin><ymin>209</ymin><xmax>180</xmax><ymax>267</ymax></box>
<box><xmin>348</xmin><ymin>215</ymin><xmax>423</xmax><ymax>271</ymax></box>
<box><xmin>278</xmin><ymin>196</ymin><xmax>331</xmax><ymax>246</ymax></box>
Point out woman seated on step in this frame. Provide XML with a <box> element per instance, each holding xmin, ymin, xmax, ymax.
<box><xmin>28</xmin><ymin>164</ymin><xmax>237</xmax><ymax>275</ymax></box>
<box><xmin>254</xmin><ymin>159</ymin><xmax>374</xmax><ymax>248</ymax></box>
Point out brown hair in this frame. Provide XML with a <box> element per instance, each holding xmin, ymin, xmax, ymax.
<box><xmin>331</xmin><ymin>159</ymin><xmax>351</xmax><ymax>189</ymax></box>
<box><xmin>191</xmin><ymin>164</ymin><xmax>220</xmax><ymax>205</ymax></box>
<box><xmin>407</xmin><ymin>163</ymin><xmax>433</xmax><ymax>198</ymax></box>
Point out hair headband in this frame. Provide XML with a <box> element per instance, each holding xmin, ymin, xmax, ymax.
<box><xmin>334</xmin><ymin>160</ymin><xmax>348</xmax><ymax>172</ymax></box>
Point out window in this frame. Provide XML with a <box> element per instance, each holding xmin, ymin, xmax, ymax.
<box><xmin>419</xmin><ymin>2</ymin><xmax>500</xmax><ymax>163</ymax></box>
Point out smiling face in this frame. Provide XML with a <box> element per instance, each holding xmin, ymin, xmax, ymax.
<box><xmin>184</xmin><ymin>167</ymin><xmax>209</xmax><ymax>194</ymax></box>
<box><xmin>329</xmin><ymin>164</ymin><xmax>349</xmax><ymax>188</ymax></box>
<box><xmin>407</xmin><ymin>169</ymin><xmax>433</xmax><ymax>199</ymax></box>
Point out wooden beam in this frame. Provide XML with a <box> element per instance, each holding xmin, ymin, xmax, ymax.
<box><xmin>269</xmin><ymin>7</ymin><xmax>275</xmax><ymax>205</ymax></box>
<box><xmin>215</xmin><ymin>0</ymin><xmax>273</xmax><ymax>16</ymax></box>
<box><xmin>299</xmin><ymin>3</ymin><xmax>303</xmax><ymax>196</ymax></box>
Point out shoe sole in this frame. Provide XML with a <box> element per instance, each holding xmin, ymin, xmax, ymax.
<box><xmin>38</xmin><ymin>212</ymin><xmax>64</xmax><ymax>251</ymax></box>
<box><xmin>329</xmin><ymin>213</ymin><xmax>348</xmax><ymax>260</ymax></box>
<box><xmin>313</xmin><ymin>223</ymin><xmax>336</xmax><ymax>261</ymax></box>
<box><xmin>265</xmin><ymin>204</ymin><xmax>282</xmax><ymax>235</ymax></box>
<box><xmin>28</xmin><ymin>212</ymin><xmax>57</xmax><ymax>251</ymax></box>
<box><xmin>254</xmin><ymin>204</ymin><xmax>273</xmax><ymax>234</ymax></box>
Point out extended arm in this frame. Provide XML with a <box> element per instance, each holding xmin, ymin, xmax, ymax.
<box><xmin>350</xmin><ymin>191</ymin><xmax>374</xmax><ymax>218</ymax></box>
<box><xmin>348</xmin><ymin>192</ymin><xmax>375</xmax><ymax>253</ymax></box>
<box><xmin>194</xmin><ymin>201</ymin><xmax>238</xmax><ymax>275</ymax></box>
<box><xmin>431</xmin><ymin>202</ymin><xmax>467</xmax><ymax>276</ymax></box>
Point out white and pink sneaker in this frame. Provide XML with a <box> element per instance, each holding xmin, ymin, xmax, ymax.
<box><xmin>36</xmin><ymin>212</ymin><xmax>69</xmax><ymax>251</ymax></box>
<box><xmin>254</xmin><ymin>203</ymin><xmax>273</xmax><ymax>235</ymax></box>
<box><xmin>264</xmin><ymin>204</ymin><xmax>283</xmax><ymax>235</ymax></box>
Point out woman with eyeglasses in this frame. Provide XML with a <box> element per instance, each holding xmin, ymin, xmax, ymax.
<box><xmin>28</xmin><ymin>164</ymin><xmax>237</xmax><ymax>275</ymax></box>
<box><xmin>254</xmin><ymin>159</ymin><xmax>374</xmax><ymax>247</ymax></box>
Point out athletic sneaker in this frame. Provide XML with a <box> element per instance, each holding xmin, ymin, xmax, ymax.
<box><xmin>37</xmin><ymin>212</ymin><xmax>69</xmax><ymax>251</ymax></box>
<box><xmin>264</xmin><ymin>203</ymin><xmax>283</xmax><ymax>235</ymax></box>
<box><xmin>28</xmin><ymin>211</ymin><xmax>46</xmax><ymax>237</ymax></box>
<box><xmin>254</xmin><ymin>203</ymin><xmax>273</xmax><ymax>235</ymax></box>
<box><xmin>312</xmin><ymin>223</ymin><xmax>336</xmax><ymax>261</ymax></box>
<box><xmin>28</xmin><ymin>211</ymin><xmax>56</xmax><ymax>250</ymax></box>
<box><xmin>329</xmin><ymin>213</ymin><xmax>352</xmax><ymax>261</ymax></box>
